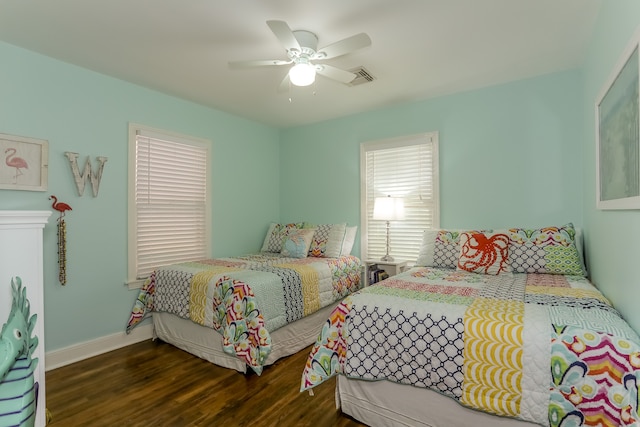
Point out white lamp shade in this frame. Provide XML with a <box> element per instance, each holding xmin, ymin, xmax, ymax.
<box><xmin>373</xmin><ymin>196</ymin><xmax>405</xmax><ymax>221</ymax></box>
<box><xmin>289</xmin><ymin>63</ymin><xmax>316</xmax><ymax>86</ymax></box>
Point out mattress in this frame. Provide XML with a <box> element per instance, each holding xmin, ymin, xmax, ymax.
<box><xmin>153</xmin><ymin>302</ymin><xmax>338</xmax><ymax>373</ymax></box>
<box><xmin>336</xmin><ymin>376</ymin><xmax>539</xmax><ymax>427</ymax></box>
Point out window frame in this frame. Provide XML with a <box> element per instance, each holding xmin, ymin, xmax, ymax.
<box><xmin>360</xmin><ymin>132</ymin><xmax>440</xmax><ymax>264</ymax></box>
<box><xmin>126</xmin><ymin>123</ymin><xmax>212</xmax><ymax>289</ymax></box>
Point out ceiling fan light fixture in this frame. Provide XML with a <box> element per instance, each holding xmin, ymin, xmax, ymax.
<box><xmin>229</xmin><ymin>20</ymin><xmax>372</xmax><ymax>91</ymax></box>
<box><xmin>289</xmin><ymin>62</ymin><xmax>316</xmax><ymax>86</ymax></box>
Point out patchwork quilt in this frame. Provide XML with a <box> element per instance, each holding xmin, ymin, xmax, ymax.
<box><xmin>301</xmin><ymin>267</ymin><xmax>640</xmax><ymax>427</ymax></box>
<box><xmin>126</xmin><ymin>253</ymin><xmax>362</xmax><ymax>374</ymax></box>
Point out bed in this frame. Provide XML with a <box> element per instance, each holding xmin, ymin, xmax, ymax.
<box><xmin>301</xmin><ymin>224</ymin><xmax>640</xmax><ymax>427</ymax></box>
<box><xmin>126</xmin><ymin>222</ymin><xmax>363</xmax><ymax>374</ymax></box>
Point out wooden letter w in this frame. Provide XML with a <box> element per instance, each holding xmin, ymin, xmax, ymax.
<box><xmin>65</xmin><ymin>152</ymin><xmax>108</xmax><ymax>197</ymax></box>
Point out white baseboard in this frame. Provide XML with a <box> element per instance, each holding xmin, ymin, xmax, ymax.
<box><xmin>45</xmin><ymin>323</ymin><xmax>154</xmax><ymax>371</ymax></box>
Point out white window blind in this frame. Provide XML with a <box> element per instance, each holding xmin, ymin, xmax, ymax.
<box><xmin>128</xmin><ymin>124</ymin><xmax>210</xmax><ymax>285</ymax></box>
<box><xmin>361</xmin><ymin>132</ymin><xmax>439</xmax><ymax>263</ymax></box>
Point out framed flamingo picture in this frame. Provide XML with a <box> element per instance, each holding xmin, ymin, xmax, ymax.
<box><xmin>0</xmin><ymin>133</ymin><xmax>48</xmax><ymax>191</ymax></box>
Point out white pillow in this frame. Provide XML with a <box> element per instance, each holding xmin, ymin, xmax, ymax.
<box><xmin>340</xmin><ymin>226</ymin><xmax>357</xmax><ymax>256</ymax></box>
<box><xmin>260</xmin><ymin>223</ymin><xmax>279</xmax><ymax>252</ymax></box>
<box><xmin>415</xmin><ymin>229</ymin><xmax>439</xmax><ymax>267</ymax></box>
<box><xmin>575</xmin><ymin>227</ymin><xmax>587</xmax><ymax>275</ymax></box>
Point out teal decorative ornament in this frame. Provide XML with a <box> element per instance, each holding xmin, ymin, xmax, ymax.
<box><xmin>0</xmin><ymin>277</ymin><xmax>39</xmax><ymax>427</ymax></box>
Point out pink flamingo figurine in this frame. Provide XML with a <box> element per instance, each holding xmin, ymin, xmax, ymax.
<box><xmin>49</xmin><ymin>195</ymin><xmax>72</xmax><ymax>218</ymax></box>
<box><xmin>4</xmin><ymin>148</ymin><xmax>28</xmax><ymax>178</ymax></box>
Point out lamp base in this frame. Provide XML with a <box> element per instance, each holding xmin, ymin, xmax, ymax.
<box><xmin>380</xmin><ymin>254</ymin><xmax>394</xmax><ymax>262</ymax></box>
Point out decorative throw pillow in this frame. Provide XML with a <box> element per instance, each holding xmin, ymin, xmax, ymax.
<box><xmin>507</xmin><ymin>223</ymin><xmax>584</xmax><ymax>275</ymax></box>
<box><xmin>340</xmin><ymin>226</ymin><xmax>357</xmax><ymax>256</ymax></box>
<box><xmin>308</xmin><ymin>223</ymin><xmax>347</xmax><ymax>258</ymax></box>
<box><xmin>260</xmin><ymin>222</ymin><xmax>304</xmax><ymax>253</ymax></box>
<box><xmin>457</xmin><ymin>231</ymin><xmax>511</xmax><ymax>275</ymax></box>
<box><xmin>280</xmin><ymin>228</ymin><xmax>315</xmax><ymax>258</ymax></box>
<box><xmin>415</xmin><ymin>229</ymin><xmax>487</xmax><ymax>268</ymax></box>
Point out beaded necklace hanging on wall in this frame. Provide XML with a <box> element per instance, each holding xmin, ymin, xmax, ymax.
<box><xmin>49</xmin><ymin>195</ymin><xmax>72</xmax><ymax>285</ymax></box>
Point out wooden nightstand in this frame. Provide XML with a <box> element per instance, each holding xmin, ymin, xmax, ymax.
<box><xmin>364</xmin><ymin>259</ymin><xmax>408</xmax><ymax>286</ymax></box>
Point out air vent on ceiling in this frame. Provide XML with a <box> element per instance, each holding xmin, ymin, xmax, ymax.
<box><xmin>348</xmin><ymin>66</ymin><xmax>375</xmax><ymax>86</ymax></box>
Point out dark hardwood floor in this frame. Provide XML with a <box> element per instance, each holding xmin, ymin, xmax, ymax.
<box><xmin>45</xmin><ymin>339</ymin><xmax>366</xmax><ymax>427</ymax></box>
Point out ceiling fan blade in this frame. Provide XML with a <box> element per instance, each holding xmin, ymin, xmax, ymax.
<box><xmin>315</xmin><ymin>33</ymin><xmax>371</xmax><ymax>59</ymax></box>
<box><xmin>229</xmin><ymin>59</ymin><xmax>291</xmax><ymax>69</ymax></box>
<box><xmin>316</xmin><ymin>64</ymin><xmax>357</xmax><ymax>84</ymax></box>
<box><xmin>267</xmin><ymin>20</ymin><xmax>301</xmax><ymax>52</ymax></box>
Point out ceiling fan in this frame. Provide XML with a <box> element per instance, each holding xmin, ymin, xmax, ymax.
<box><xmin>229</xmin><ymin>20</ymin><xmax>371</xmax><ymax>91</ymax></box>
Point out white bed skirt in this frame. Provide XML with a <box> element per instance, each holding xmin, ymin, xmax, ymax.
<box><xmin>336</xmin><ymin>376</ymin><xmax>541</xmax><ymax>427</ymax></box>
<box><xmin>153</xmin><ymin>303</ymin><xmax>337</xmax><ymax>373</ymax></box>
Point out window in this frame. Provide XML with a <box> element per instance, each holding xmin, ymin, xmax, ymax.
<box><xmin>127</xmin><ymin>124</ymin><xmax>211</xmax><ymax>288</ymax></box>
<box><xmin>360</xmin><ymin>132</ymin><xmax>439</xmax><ymax>263</ymax></box>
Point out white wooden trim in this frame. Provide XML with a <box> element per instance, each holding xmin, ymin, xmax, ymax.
<box><xmin>360</xmin><ymin>132</ymin><xmax>439</xmax><ymax>261</ymax></box>
<box><xmin>45</xmin><ymin>323</ymin><xmax>153</xmax><ymax>371</ymax></box>
<box><xmin>126</xmin><ymin>122</ymin><xmax>213</xmax><ymax>284</ymax></box>
<box><xmin>0</xmin><ymin>210</ymin><xmax>51</xmax><ymax>427</ymax></box>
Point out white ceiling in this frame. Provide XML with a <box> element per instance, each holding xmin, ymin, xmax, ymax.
<box><xmin>0</xmin><ymin>0</ymin><xmax>602</xmax><ymax>128</ymax></box>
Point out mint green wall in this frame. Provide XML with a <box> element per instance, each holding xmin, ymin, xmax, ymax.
<box><xmin>0</xmin><ymin>42</ymin><xmax>280</xmax><ymax>351</ymax></box>
<box><xmin>582</xmin><ymin>1</ymin><xmax>640</xmax><ymax>333</ymax></box>
<box><xmin>5</xmin><ymin>2</ymin><xmax>639</xmax><ymax>354</ymax></box>
<box><xmin>280</xmin><ymin>70</ymin><xmax>585</xmax><ymax>258</ymax></box>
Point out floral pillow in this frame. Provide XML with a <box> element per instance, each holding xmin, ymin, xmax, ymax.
<box><xmin>507</xmin><ymin>223</ymin><xmax>584</xmax><ymax>275</ymax></box>
<box><xmin>260</xmin><ymin>222</ymin><xmax>304</xmax><ymax>253</ymax></box>
<box><xmin>280</xmin><ymin>228</ymin><xmax>315</xmax><ymax>258</ymax></box>
<box><xmin>308</xmin><ymin>223</ymin><xmax>347</xmax><ymax>258</ymax></box>
<box><xmin>457</xmin><ymin>231</ymin><xmax>511</xmax><ymax>275</ymax></box>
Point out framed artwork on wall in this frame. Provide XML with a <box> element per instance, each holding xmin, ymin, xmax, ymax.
<box><xmin>0</xmin><ymin>133</ymin><xmax>49</xmax><ymax>191</ymax></box>
<box><xmin>596</xmin><ymin>29</ymin><xmax>640</xmax><ymax>210</ymax></box>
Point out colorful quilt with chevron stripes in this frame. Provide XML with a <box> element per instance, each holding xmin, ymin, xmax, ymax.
<box><xmin>300</xmin><ymin>267</ymin><xmax>640</xmax><ymax>426</ymax></box>
<box><xmin>126</xmin><ymin>253</ymin><xmax>362</xmax><ymax>374</ymax></box>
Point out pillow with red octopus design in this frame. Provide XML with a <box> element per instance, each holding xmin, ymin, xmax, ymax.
<box><xmin>415</xmin><ymin>229</ymin><xmax>489</xmax><ymax>269</ymax></box>
<box><xmin>457</xmin><ymin>231</ymin><xmax>511</xmax><ymax>275</ymax></box>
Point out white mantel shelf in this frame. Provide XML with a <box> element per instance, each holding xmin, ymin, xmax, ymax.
<box><xmin>0</xmin><ymin>210</ymin><xmax>51</xmax><ymax>225</ymax></box>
